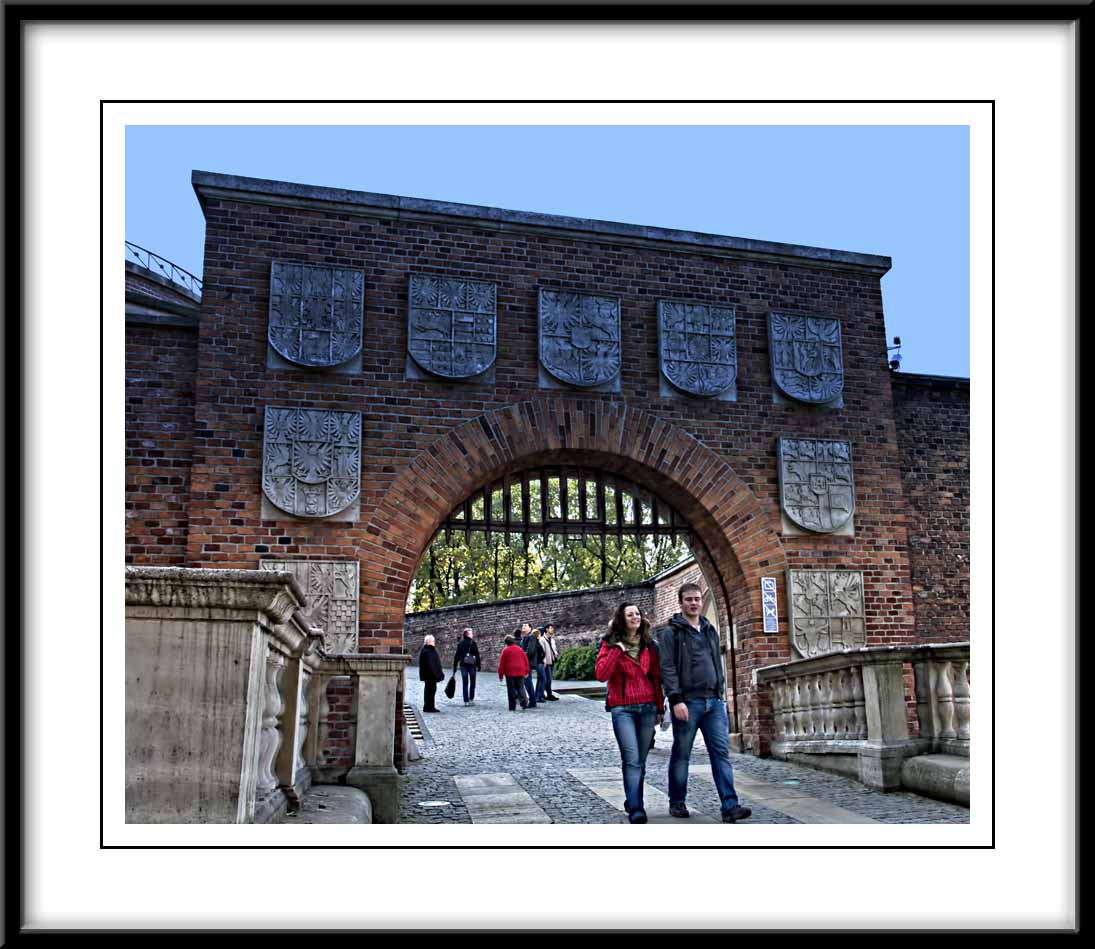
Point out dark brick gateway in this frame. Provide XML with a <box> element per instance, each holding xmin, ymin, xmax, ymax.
<box><xmin>125</xmin><ymin>171</ymin><xmax>969</xmax><ymax>764</ymax></box>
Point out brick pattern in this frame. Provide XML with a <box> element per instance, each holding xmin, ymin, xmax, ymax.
<box><xmin>124</xmin><ymin>186</ymin><xmax>972</xmax><ymax>764</ymax></box>
<box><xmin>891</xmin><ymin>376</ymin><xmax>970</xmax><ymax>641</ymax></box>
<box><xmin>125</xmin><ymin>323</ymin><xmax>198</xmax><ymax>564</ymax></box>
<box><xmin>405</xmin><ymin>580</ymin><xmax>657</xmax><ymax>672</ymax></box>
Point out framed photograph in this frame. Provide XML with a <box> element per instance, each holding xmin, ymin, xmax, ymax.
<box><xmin>6</xmin><ymin>2</ymin><xmax>1081</xmax><ymax>936</ymax></box>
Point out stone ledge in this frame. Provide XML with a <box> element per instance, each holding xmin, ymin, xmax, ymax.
<box><xmin>192</xmin><ymin>170</ymin><xmax>892</xmax><ymax>276</ymax></box>
<box><xmin>756</xmin><ymin>641</ymin><xmax>970</xmax><ymax>683</ymax></box>
<box><xmin>125</xmin><ymin>566</ymin><xmax>306</xmax><ymax>626</ymax></box>
<box><xmin>901</xmin><ymin>754</ymin><xmax>970</xmax><ymax>806</ymax></box>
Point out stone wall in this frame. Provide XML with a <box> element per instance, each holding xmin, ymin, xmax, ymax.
<box><xmin>891</xmin><ymin>374</ymin><xmax>970</xmax><ymax>641</ymax></box>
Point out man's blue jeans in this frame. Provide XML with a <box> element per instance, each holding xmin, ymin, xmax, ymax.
<box><xmin>610</xmin><ymin>703</ymin><xmax>658</xmax><ymax>821</ymax></box>
<box><xmin>668</xmin><ymin>697</ymin><xmax>741</xmax><ymax>816</ymax></box>
<box><xmin>459</xmin><ymin>665</ymin><xmax>477</xmax><ymax>702</ymax></box>
<box><xmin>542</xmin><ymin>664</ymin><xmax>553</xmax><ymax>696</ymax></box>
<box><xmin>526</xmin><ymin>663</ymin><xmax>544</xmax><ymax>706</ymax></box>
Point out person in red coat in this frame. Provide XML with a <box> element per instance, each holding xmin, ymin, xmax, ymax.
<box><xmin>595</xmin><ymin>603</ymin><xmax>665</xmax><ymax>823</ymax></box>
<box><xmin>498</xmin><ymin>631</ymin><xmax>531</xmax><ymax>711</ymax></box>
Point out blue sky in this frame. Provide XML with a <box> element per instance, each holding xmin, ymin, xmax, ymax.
<box><xmin>126</xmin><ymin>125</ymin><xmax>969</xmax><ymax>377</ymax></box>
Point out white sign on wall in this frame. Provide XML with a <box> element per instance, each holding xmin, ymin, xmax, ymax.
<box><xmin>761</xmin><ymin>577</ymin><xmax>779</xmax><ymax>633</ymax></box>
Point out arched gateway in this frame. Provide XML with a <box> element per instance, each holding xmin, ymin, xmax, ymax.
<box><xmin>125</xmin><ymin>171</ymin><xmax>970</xmax><ymax>824</ymax></box>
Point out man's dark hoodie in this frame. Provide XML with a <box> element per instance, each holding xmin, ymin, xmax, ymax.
<box><xmin>655</xmin><ymin>612</ymin><xmax>725</xmax><ymax>707</ymax></box>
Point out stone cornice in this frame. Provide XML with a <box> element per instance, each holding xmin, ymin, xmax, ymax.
<box><xmin>754</xmin><ymin>641</ymin><xmax>970</xmax><ymax>683</ymax></box>
<box><xmin>192</xmin><ymin>170</ymin><xmax>892</xmax><ymax>278</ymax></box>
<box><xmin>320</xmin><ymin>653</ymin><xmax>411</xmax><ymax>676</ymax></box>
<box><xmin>125</xmin><ymin>566</ymin><xmax>305</xmax><ymax>626</ymax></box>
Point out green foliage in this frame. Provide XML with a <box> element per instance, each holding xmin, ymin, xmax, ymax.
<box><xmin>553</xmin><ymin>644</ymin><xmax>599</xmax><ymax>681</ymax></box>
<box><xmin>407</xmin><ymin>531</ymin><xmax>691</xmax><ymax>612</ymax></box>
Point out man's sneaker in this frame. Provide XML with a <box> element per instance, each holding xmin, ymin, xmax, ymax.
<box><xmin>722</xmin><ymin>805</ymin><xmax>752</xmax><ymax>823</ymax></box>
<box><xmin>669</xmin><ymin>802</ymin><xmax>690</xmax><ymax>819</ymax></box>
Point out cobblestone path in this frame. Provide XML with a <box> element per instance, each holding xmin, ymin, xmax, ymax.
<box><xmin>400</xmin><ymin>678</ymin><xmax>970</xmax><ymax>825</ymax></box>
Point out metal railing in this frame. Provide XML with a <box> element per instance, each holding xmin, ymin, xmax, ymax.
<box><xmin>125</xmin><ymin>241</ymin><xmax>202</xmax><ymax>298</ymax></box>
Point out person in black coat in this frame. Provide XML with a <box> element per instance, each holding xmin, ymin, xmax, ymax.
<box><xmin>419</xmin><ymin>634</ymin><xmax>445</xmax><ymax>712</ymax></box>
<box><xmin>452</xmin><ymin>627</ymin><xmax>482</xmax><ymax>705</ymax></box>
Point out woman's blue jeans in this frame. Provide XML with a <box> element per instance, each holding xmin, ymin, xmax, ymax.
<box><xmin>610</xmin><ymin>703</ymin><xmax>658</xmax><ymax>821</ymax></box>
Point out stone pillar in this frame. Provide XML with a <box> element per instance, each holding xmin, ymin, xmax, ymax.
<box><xmin>125</xmin><ymin>566</ymin><xmax>306</xmax><ymax>823</ymax></box>
<box><xmin>336</xmin><ymin>655</ymin><xmax>411</xmax><ymax>824</ymax></box>
<box><xmin>858</xmin><ymin>659</ymin><xmax>919</xmax><ymax>790</ymax></box>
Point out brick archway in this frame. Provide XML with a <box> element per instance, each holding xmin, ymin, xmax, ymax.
<box><xmin>358</xmin><ymin>397</ymin><xmax>788</xmax><ymax>661</ymax></box>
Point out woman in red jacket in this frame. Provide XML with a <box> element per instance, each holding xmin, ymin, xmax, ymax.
<box><xmin>498</xmin><ymin>631</ymin><xmax>531</xmax><ymax>711</ymax></box>
<box><xmin>595</xmin><ymin>603</ymin><xmax>664</xmax><ymax>824</ymax></box>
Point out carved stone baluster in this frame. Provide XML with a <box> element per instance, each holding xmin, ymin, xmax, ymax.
<box><xmin>804</xmin><ymin>675</ymin><xmax>819</xmax><ymax>738</ymax></box>
<box><xmin>781</xmin><ymin>679</ymin><xmax>794</xmax><ymax>740</ymax></box>
<box><xmin>790</xmin><ymin>677</ymin><xmax>804</xmax><ymax>740</ymax></box>
<box><xmin>953</xmin><ymin>662</ymin><xmax>971</xmax><ymax>740</ymax></box>
<box><xmin>820</xmin><ymin>672</ymin><xmax>834</xmax><ymax>739</ymax></box>
<box><xmin>933</xmin><ymin>661</ymin><xmax>957</xmax><ymax>739</ymax></box>
<box><xmin>256</xmin><ymin>654</ymin><xmax>286</xmax><ymax>794</ymax></box>
<box><xmin>850</xmin><ymin>666</ymin><xmax>867</xmax><ymax>738</ymax></box>
<box><xmin>913</xmin><ymin>660</ymin><xmax>934</xmax><ymax>741</ymax></box>
<box><xmin>771</xmin><ymin>680</ymin><xmax>786</xmax><ymax>739</ymax></box>
<box><xmin>296</xmin><ymin>668</ymin><xmax>311</xmax><ymax>775</ymax></box>
<box><xmin>832</xmin><ymin>669</ymin><xmax>848</xmax><ymax>738</ymax></box>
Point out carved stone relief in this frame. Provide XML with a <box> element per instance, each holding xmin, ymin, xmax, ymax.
<box><xmin>407</xmin><ymin>273</ymin><xmax>497</xmax><ymax>379</ymax></box>
<box><xmin>768</xmin><ymin>312</ymin><xmax>844</xmax><ymax>404</ymax></box>
<box><xmin>657</xmin><ymin>301</ymin><xmax>737</xmax><ymax>398</ymax></box>
<box><xmin>538</xmin><ymin>289</ymin><xmax>621</xmax><ymax>388</ymax></box>
<box><xmin>260</xmin><ymin>560</ymin><xmax>360</xmax><ymax>654</ymax></box>
<box><xmin>787</xmin><ymin>570</ymin><xmax>866</xmax><ymax>659</ymax></box>
<box><xmin>268</xmin><ymin>262</ymin><xmax>364</xmax><ymax>368</ymax></box>
<box><xmin>262</xmin><ymin>406</ymin><xmax>361</xmax><ymax>518</ymax></box>
<box><xmin>778</xmin><ymin>437</ymin><xmax>855</xmax><ymax>533</ymax></box>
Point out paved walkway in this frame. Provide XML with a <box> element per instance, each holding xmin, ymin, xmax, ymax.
<box><xmin>398</xmin><ymin>677</ymin><xmax>970</xmax><ymax>825</ymax></box>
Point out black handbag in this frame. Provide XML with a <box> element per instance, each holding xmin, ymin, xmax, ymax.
<box><xmin>444</xmin><ymin>675</ymin><xmax>456</xmax><ymax>699</ymax></box>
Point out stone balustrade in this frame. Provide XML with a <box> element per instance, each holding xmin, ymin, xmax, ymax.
<box><xmin>125</xmin><ymin>566</ymin><xmax>407</xmax><ymax>823</ymax></box>
<box><xmin>756</xmin><ymin>642</ymin><xmax>969</xmax><ymax>791</ymax></box>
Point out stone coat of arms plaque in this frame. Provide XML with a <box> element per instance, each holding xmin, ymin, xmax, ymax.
<box><xmin>768</xmin><ymin>312</ymin><xmax>844</xmax><ymax>404</ymax></box>
<box><xmin>260</xmin><ymin>560</ymin><xmax>359</xmax><ymax>654</ymax></box>
<box><xmin>658</xmin><ymin>301</ymin><xmax>737</xmax><ymax>398</ymax></box>
<box><xmin>268</xmin><ymin>262</ymin><xmax>365</xmax><ymax>368</ymax></box>
<box><xmin>407</xmin><ymin>274</ymin><xmax>497</xmax><ymax>379</ymax></box>
<box><xmin>778</xmin><ymin>437</ymin><xmax>855</xmax><ymax>533</ymax></box>
<box><xmin>787</xmin><ymin>570</ymin><xmax>866</xmax><ymax>659</ymax></box>
<box><xmin>538</xmin><ymin>289</ymin><xmax>621</xmax><ymax>388</ymax></box>
<box><xmin>262</xmin><ymin>406</ymin><xmax>361</xmax><ymax>518</ymax></box>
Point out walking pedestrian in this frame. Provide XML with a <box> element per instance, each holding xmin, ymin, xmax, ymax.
<box><xmin>541</xmin><ymin>622</ymin><xmax>560</xmax><ymax>700</ymax></box>
<box><xmin>452</xmin><ymin>627</ymin><xmax>481</xmax><ymax>705</ymax></box>
<box><xmin>418</xmin><ymin>634</ymin><xmax>445</xmax><ymax>713</ymax></box>
<box><xmin>595</xmin><ymin>603</ymin><xmax>664</xmax><ymax>824</ymax></box>
<box><xmin>498</xmin><ymin>631</ymin><xmax>531</xmax><ymax>711</ymax></box>
<box><xmin>656</xmin><ymin>583</ymin><xmax>751</xmax><ymax>823</ymax></box>
<box><xmin>519</xmin><ymin>622</ymin><xmax>544</xmax><ymax>708</ymax></box>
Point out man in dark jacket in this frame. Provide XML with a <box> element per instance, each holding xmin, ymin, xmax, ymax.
<box><xmin>519</xmin><ymin>622</ymin><xmax>545</xmax><ymax>708</ymax></box>
<box><xmin>452</xmin><ymin>627</ymin><xmax>482</xmax><ymax>705</ymax></box>
<box><xmin>656</xmin><ymin>583</ymin><xmax>751</xmax><ymax>823</ymax></box>
<box><xmin>418</xmin><ymin>634</ymin><xmax>446</xmax><ymax>713</ymax></box>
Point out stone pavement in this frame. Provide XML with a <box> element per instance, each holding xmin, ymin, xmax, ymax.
<box><xmin>397</xmin><ymin>677</ymin><xmax>971</xmax><ymax>825</ymax></box>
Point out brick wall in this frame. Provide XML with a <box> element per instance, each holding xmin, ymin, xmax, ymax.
<box><xmin>405</xmin><ymin>580</ymin><xmax>655</xmax><ymax>672</ymax></box>
<box><xmin>125</xmin><ymin>322</ymin><xmax>198</xmax><ymax>565</ymax></box>
<box><xmin>651</xmin><ymin>560</ymin><xmax>706</xmax><ymax>628</ymax></box>
<box><xmin>891</xmin><ymin>373</ymin><xmax>970</xmax><ymax>641</ymax></box>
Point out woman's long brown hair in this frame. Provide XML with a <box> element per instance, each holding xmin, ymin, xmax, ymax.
<box><xmin>606</xmin><ymin>602</ymin><xmax>654</xmax><ymax>651</ymax></box>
